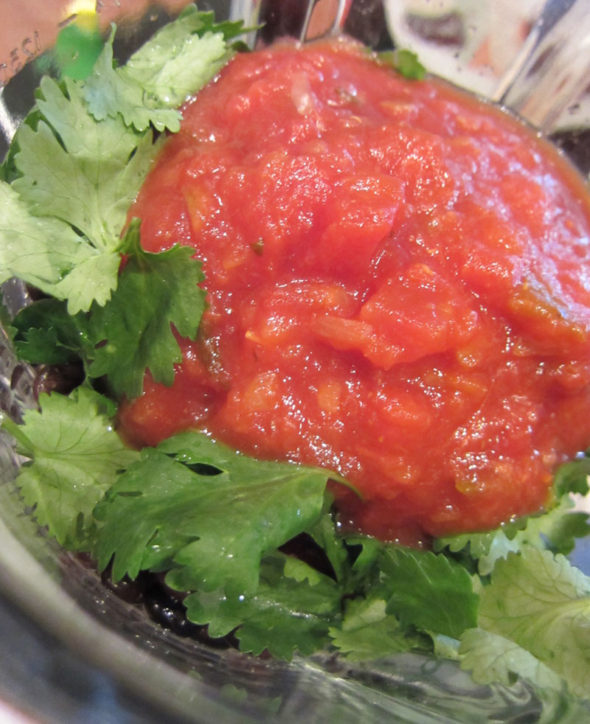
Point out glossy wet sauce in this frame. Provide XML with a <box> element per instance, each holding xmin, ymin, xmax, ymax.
<box><xmin>120</xmin><ymin>38</ymin><xmax>590</xmax><ymax>542</ymax></box>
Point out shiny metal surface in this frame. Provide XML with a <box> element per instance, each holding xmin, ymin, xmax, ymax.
<box><xmin>495</xmin><ymin>0</ymin><xmax>590</xmax><ymax>131</ymax></box>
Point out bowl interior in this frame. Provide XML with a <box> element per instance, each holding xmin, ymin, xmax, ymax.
<box><xmin>0</xmin><ymin>1</ymin><xmax>589</xmax><ymax>721</ymax></box>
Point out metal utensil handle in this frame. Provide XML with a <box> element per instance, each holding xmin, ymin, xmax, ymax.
<box><xmin>233</xmin><ymin>0</ymin><xmax>352</xmax><ymax>46</ymax></box>
<box><xmin>298</xmin><ymin>0</ymin><xmax>351</xmax><ymax>42</ymax></box>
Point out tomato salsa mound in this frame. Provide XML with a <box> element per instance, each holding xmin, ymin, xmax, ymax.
<box><xmin>120</xmin><ymin>37</ymin><xmax>590</xmax><ymax>543</ymax></box>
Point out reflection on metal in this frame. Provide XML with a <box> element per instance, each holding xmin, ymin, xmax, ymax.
<box><xmin>383</xmin><ymin>0</ymin><xmax>590</xmax><ymax>131</ymax></box>
<box><xmin>0</xmin><ymin>91</ymin><xmax>18</xmax><ymax>146</ymax></box>
<box><xmin>248</xmin><ymin>0</ymin><xmax>352</xmax><ymax>47</ymax></box>
<box><xmin>299</xmin><ymin>0</ymin><xmax>351</xmax><ymax>42</ymax></box>
<box><xmin>495</xmin><ymin>0</ymin><xmax>590</xmax><ymax>131</ymax></box>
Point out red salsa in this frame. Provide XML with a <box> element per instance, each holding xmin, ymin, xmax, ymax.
<box><xmin>120</xmin><ymin>38</ymin><xmax>590</xmax><ymax>543</ymax></box>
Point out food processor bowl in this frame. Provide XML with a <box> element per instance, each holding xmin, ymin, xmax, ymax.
<box><xmin>0</xmin><ymin>1</ymin><xmax>589</xmax><ymax>722</ymax></box>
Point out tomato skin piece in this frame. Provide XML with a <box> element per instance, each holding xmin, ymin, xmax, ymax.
<box><xmin>122</xmin><ymin>38</ymin><xmax>590</xmax><ymax>542</ymax></box>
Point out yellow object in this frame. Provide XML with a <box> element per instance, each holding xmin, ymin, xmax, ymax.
<box><xmin>64</xmin><ymin>1</ymin><xmax>98</xmax><ymax>31</ymax></box>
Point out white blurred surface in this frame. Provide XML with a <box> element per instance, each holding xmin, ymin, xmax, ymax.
<box><xmin>384</xmin><ymin>0</ymin><xmax>590</xmax><ymax>130</ymax></box>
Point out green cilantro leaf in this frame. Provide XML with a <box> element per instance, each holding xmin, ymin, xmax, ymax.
<box><xmin>380</xmin><ymin>49</ymin><xmax>426</xmax><ymax>80</ymax></box>
<box><xmin>2</xmin><ymin>10</ymin><xmax>242</xmax><ymax>315</ymax></box>
<box><xmin>184</xmin><ymin>552</ymin><xmax>341</xmax><ymax>659</ymax></box>
<box><xmin>13</xmin><ymin>77</ymin><xmax>152</xmax><ymax>246</ymax></box>
<box><xmin>84</xmin><ymin>8</ymin><xmax>240</xmax><ymax>132</ymax></box>
<box><xmin>479</xmin><ymin>546</ymin><xmax>590</xmax><ymax>699</ymax></box>
<box><xmin>1</xmin><ymin>389</ymin><xmax>138</xmax><ymax>548</ymax></box>
<box><xmin>554</xmin><ymin>452</ymin><xmax>590</xmax><ymax>497</ymax></box>
<box><xmin>432</xmin><ymin>633</ymin><xmax>461</xmax><ymax>661</ymax></box>
<box><xmin>9</xmin><ymin>77</ymin><xmax>156</xmax><ymax>313</ymax></box>
<box><xmin>82</xmin><ymin>30</ymin><xmax>181</xmax><ymax>133</ymax></box>
<box><xmin>459</xmin><ymin>629</ymin><xmax>590</xmax><ymax>722</ymax></box>
<box><xmin>13</xmin><ymin>77</ymin><xmax>154</xmax><ymax>246</ymax></box>
<box><xmin>437</xmin><ymin>486</ymin><xmax>590</xmax><ymax>576</ymax></box>
<box><xmin>459</xmin><ymin>628</ymin><xmax>566</xmax><ymax>692</ymax></box>
<box><xmin>519</xmin><ymin>502</ymin><xmax>590</xmax><ymax>557</ymax></box>
<box><xmin>381</xmin><ymin>546</ymin><xmax>479</xmax><ymax>639</ymax></box>
<box><xmin>188</xmin><ymin>11</ymin><xmax>253</xmax><ymax>44</ymax></box>
<box><xmin>93</xmin><ymin>432</ymin><xmax>332</xmax><ymax>594</ymax></box>
<box><xmin>345</xmin><ymin>534</ymin><xmax>384</xmax><ymax>580</ymax></box>
<box><xmin>330</xmin><ymin>595</ymin><xmax>419</xmax><ymax>661</ymax></box>
<box><xmin>11</xmin><ymin>298</ymin><xmax>89</xmax><ymax>365</ymax></box>
<box><xmin>0</xmin><ymin>181</ymin><xmax>93</xmax><ymax>299</ymax></box>
<box><xmin>53</xmin><ymin>250</ymin><xmax>124</xmax><ymax>315</ymax></box>
<box><xmin>8</xmin><ymin>221</ymin><xmax>206</xmax><ymax>401</ymax></box>
<box><xmin>305</xmin><ymin>504</ymin><xmax>349</xmax><ymax>583</ymax></box>
<box><xmin>86</xmin><ymin>220</ymin><xmax>206</xmax><ymax>398</ymax></box>
<box><xmin>436</xmin><ymin>527</ymin><xmax>520</xmax><ymax>577</ymax></box>
<box><xmin>13</xmin><ymin>327</ymin><xmax>73</xmax><ymax>366</ymax></box>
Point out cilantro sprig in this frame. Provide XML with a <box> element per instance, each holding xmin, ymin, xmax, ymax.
<box><xmin>10</xmin><ymin>219</ymin><xmax>206</xmax><ymax>399</ymax></box>
<box><xmin>380</xmin><ymin>48</ymin><xmax>426</xmax><ymax>80</ymax></box>
<box><xmin>86</xmin><ymin>220</ymin><xmax>206</xmax><ymax>397</ymax></box>
<box><xmin>1</xmin><ymin>7</ymin><xmax>229</xmax><ymax>398</ymax></box>
<box><xmin>475</xmin><ymin>547</ymin><xmax>590</xmax><ymax>699</ymax></box>
<box><xmin>3</xmin><ymin>370</ymin><xmax>590</xmax><ymax>708</ymax></box>
<box><xmin>94</xmin><ymin>431</ymin><xmax>332</xmax><ymax>590</ymax></box>
<box><xmin>0</xmin><ymin>5</ymin><xmax>243</xmax><ymax>317</ymax></box>
<box><xmin>1</xmin><ymin>388</ymin><xmax>138</xmax><ymax>548</ymax></box>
